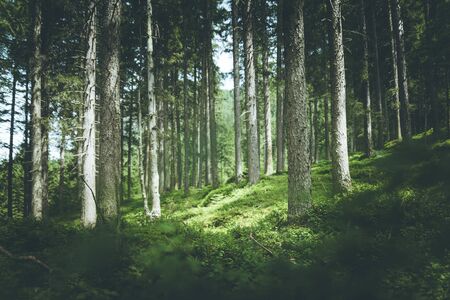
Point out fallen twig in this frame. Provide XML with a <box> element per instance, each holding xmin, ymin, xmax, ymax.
<box><xmin>249</xmin><ymin>232</ymin><xmax>274</xmax><ymax>256</ymax></box>
<box><xmin>0</xmin><ymin>245</ymin><xmax>52</xmax><ymax>272</ymax></box>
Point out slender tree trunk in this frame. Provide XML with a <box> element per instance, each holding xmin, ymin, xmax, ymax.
<box><xmin>329</xmin><ymin>0</ymin><xmax>352</xmax><ymax>192</ymax></box>
<box><xmin>314</xmin><ymin>97</ymin><xmax>319</xmax><ymax>162</ymax></box>
<box><xmin>324</xmin><ymin>95</ymin><xmax>330</xmax><ymax>160</ymax></box>
<box><xmin>232</xmin><ymin>0</ymin><xmax>243</xmax><ymax>182</ymax></box>
<box><xmin>147</xmin><ymin>0</ymin><xmax>161</xmax><ymax>217</ymax></box>
<box><xmin>7</xmin><ymin>71</ymin><xmax>17</xmax><ymax>218</ymax></box>
<box><xmin>137</xmin><ymin>80</ymin><xmax>151</xmax><ymax>215</ymax></box>
<box><xmin>391</xmin><ymin>0</ymin><xmax>411</xmax><ymax>139</ymax></box>
<box><xmin>198</xmin><ymin>66</ymin><xmax>204</xmax><ymax>189</ymax></box>
<box><xmin>127</xmin><ymin>98</ymin><xmax>133</xmax><ymax>202</ymax></box>
<box><xmin>191</xmin><ymin>66</ymin><xmax>199</xmax><ymax>187</ymax></box>
<box><xmin>447</xmin><ymin>70</ymin><xmax>449</xmax><ymax>138</ymax></box>
<box><xmin>175</xmin><ymin>81</ymin><xmax>182</xmax><ymax>190</ymax></box>
<box><xmin>202</xmin><ymin>55</ymin><xmax>210</xmax><ymax>186</ymax></box>
<box><xmin>58</xmin><ymin>132</ymin><xmax>65</xmax><ymax>212</ymax></box>
<box><xmin>284</xmin><ymin>0</ymin><xmax>311</xmax><ymax>219</ymax></box>
<box><xmin>309</xmin><ymin>100</ymin><xmax>315</xmax><ymax>164</ymax></box>
<box><xmin>170</xmin><ymin>102</ymin><xmax>176</xmax><ymax>190</ymax></box>
<box><xmin>388</xmin><ymin>0</ymin><xmax>402</xmax><ymax>141</ymax></box>
<box><xmin>371</xmin><ymin>3</ymin><xmax>385</xmax><ymax>147</ymax></box>
<box><xmin>361</xmin><ymin>0</ymin><xmax>373</xmax><ymax>157</ymax></box>
<box><xmin>276</xmin><ymin>0</ymin><xmax>285</xmax><ymax>173</ymax></box>
<box><xmin>23</xmin><ymin>72</ymin><xmax>32</xmax><ymax>217</ymax></box>
<box><xmin>244</xmin><ymin>0</ymin><xmax>260</xmax><ymax>185</ymax></box>
<box><xmin>207</xmin><ymin>18</ymin><xmax>219</xmax><ymax>188</ymax></box>
<box><xmin>183</xmin><ymin>43</ymin><xmax>190</xmax><ymax>195</ymax></box>
<box><xmin>31</xmin><ymin>0</ymin><xmax>44</xmax><ymax>220</ymax></box>
<box><xmin>81</xmin><ymin>0</ymin><xmax>97</xmax><ymax>227</ymax></box>
<box><xmin>262</xmin><ymin>1</ymin><xmax>273</xmax><ymax>176</ymax></box>
<box><xmin>98</xmin><ymin>0</ymin><xmax>122</xmax><ymax>224</ymax></box>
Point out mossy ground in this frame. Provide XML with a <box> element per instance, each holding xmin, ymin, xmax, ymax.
<box><xmin>1</xmin><ymin>137</ymin><xmax>450</xmax><ymax>299</ymax></box>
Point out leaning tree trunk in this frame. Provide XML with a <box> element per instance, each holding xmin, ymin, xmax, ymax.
<box><xmin>361</xmin><ymin>0</ymin><xmax>373</xmax><ymax>158</ymax></box>
<box><xmin>276</xmin><ymin>0</ymin><xmax>285</xmax><ymax>173</ymax></box>
<box><xmin>244</xmin><ymin>0</ymin><xmax>260</xmax><ymax>185</ymax></box>
<box><xmin>329</xmin><ymin>0</ymin><xmax>352</xmax><ymax>192</ymax></box>
<box><xmin>98</xmin><ymin>0</ymin><xmax>122</xmax><ymax>224</ymax></box>
<box><xmin>31</xmin><ymin>0</ymin><xmax>44</xmax><ymax>220</ymax></box>
<box><xmin>388</xmin><ymin>0</ymin><xmax>402</xmax><ymax>141</ymax></box>
<box><xmin>7</xmin><ymin>70</ymin><xmax>17</xmax><ymax>218</ymax></box>
<box><xmin>391</xmin><ymin>0</ymin><xmax>411</xmax><ymax>139</ymax></box>
<box><xmin>81</xmin><ymin>0</ymin><xmax>97</xmax><ymax>227</ymax></box>
<box><xmin>232</xmin><ymin>0</ymin><xmax>243</xmax><ymax>183</ymax></box>
<box><xmin>146</xmin><ymin>0</ymin><xmax>161</xmax><ymax>217</ymax></box>
<box><xmin>284</xmin><ymin>0</ymin><xmax>312</xmax><ymax>219</ymax></box>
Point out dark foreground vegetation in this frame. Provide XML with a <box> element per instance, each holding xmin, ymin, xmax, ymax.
<box><xmin>1</xmin><ymin>135</ymin><xmax>450</xmax><ymax>300</ymax></box>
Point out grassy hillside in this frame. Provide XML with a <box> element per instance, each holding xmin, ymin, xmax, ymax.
<box><xmin>1</xmin><ymin>138</ymin><xmax>450</xmax><ymax>299</ymax></box>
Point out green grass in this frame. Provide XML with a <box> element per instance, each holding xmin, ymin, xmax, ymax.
<box><xmin>1</xmin><ymin>137</ymin><xmax>450</xmax><ymax>299</ymax></box>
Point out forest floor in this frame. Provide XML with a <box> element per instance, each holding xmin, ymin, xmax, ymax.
<box><xmin>1</xmin><ymin>133</ymin><xmax>450</xmax><ymax>300</ymax></box>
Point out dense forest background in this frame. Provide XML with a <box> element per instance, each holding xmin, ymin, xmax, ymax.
<box><xmin>0</xmin><ymin>0</ymin><xmax>450</xmax><ymax>299</ymax></box>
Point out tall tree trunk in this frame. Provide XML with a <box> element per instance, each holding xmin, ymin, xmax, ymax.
<box><xmin>276</xmin><ymin>0</ymin><xmax>285</xmax><ymax>173</ymax></box>
<box><xmin>147</xmin><ymin>0</ymin><xmax>161</xmax><ymax>217</ymax></box>
<box><xmin>98</xmin><ymin>0</ymin><xmax>122</xmax><ymax>224</ymax></box>
<box><xmin>329</xmin><ymin>0</ymin><xmax>352</xmax><ymax>192</ymax></box>
<box><xmin>262</xmin><ymin>1</ymin><xmax>273</xmax><ymax>176</ymax></box>
<box><xmin>309</xmin><ymin>99</ymin><xmax>315</xmax><ymax>164</ymax></box>
<box><xmin>244</xmin><ymin>0</ymin><xmax>260</xmax><ymax>185</ymax></box>
<box><xmin>314</xmin><ymin>97</ymin><xmax>319</xmax><ymax>162</ymax></box>
<box><xmin>207</xmin><ymin>4</ymin><xmax>219</xmax><ymax>189</ymax></box>
<box><xmin>391</xmin><ymin>0</ymin><xmax>411</xmax><ymax>139</ymax></box>
<box><xmin>137</xmin><ymin>80</ymin><xmax>151</xmax><ymax>216</ymax></box>
<box><xmin>191</xmin><ymin>66</ymin><xmax>199</xmax><ymax>187</ymax></box>
<box><xmin>371</xmin><ymin>3</ymin><xmax>385</xmax><ymax>147</ymax></box>
<box><xmin>127</xmin><ymin>99</ymin><xmax>133</xmax><ymax>202</ymax></box>
<box><xmin>23</xmin><ymin>72</ymin><xmax>32</xmax><ymax>217</ymax></box>
<box><xmin>361</xmin><ymin>0</ymin><xmax>373</xmax><ymax>157</ymax></box>
<box><xmin>81</xmin><ymin>0</ymin><xmax>97</xmax><ymax>227</ymax></box>
<box><xmin>324</xmin><ymin>95</ymin><xmax>330</xmax><ymax>160</ymax></box>
<box><xmin>198</xmin><ymin>66</ymin><xmax>204</xmax><ymax>189</ymax></box>
<box><xmin>284</xmin><ymin>0</ymin><xmax>311</xmax><ymax>219</ymax></box>
<box><xmin>31</xmin><ymin>0</ymin><xmax>44</xmax><ymax>220</ymax></box>
<box><xmin>424</xmin><ymin>0</ymin><xmax>438</xmax><ymax>135</ymax></box>
<box><xmin>7</xmin><ymin>70</ymin><xmax>17</xmax><ymax>218</ymax></box>
<box><xmin>388</xmin><ymin>0</ymin><xmax>402</xmax><ymax>141</ymax></box>
<box><xmin>232</xmin><ymin>0</ymin><xmax>243</xmax><ymax>182</ymax></box>
<box><xmin>58</xmin><ymin>132</ymin><xmax>65</xmax><ymax>212</ymax></box>
<box><xmin>175</xmin><ymin>78</ymin><xmax>182</xmax><ymax>190</ymax></box>
<box><xmin>170</xmin><ymin>102</ymin><xmax>176</xmax><ymax>190</ymax></box>
<box><xmin>183</xmin><ymin>43</ymin><xmax>190</xmax><ymax>195</ymax></box>
<box><xmin>203</xmin><ymin>55</ymin><xmax>210</xmax><ymax>186</ymax></box>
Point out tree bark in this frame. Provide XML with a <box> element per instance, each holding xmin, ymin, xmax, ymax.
<box><xmin>391</xmin><ymin>0</ymin><xmax>411</xmax><ymax>139</ymax></box>
<box><xmin>7</xmin><ymin>70</ymin><xmax>17</xmax><ymax>218</ymax></box>
<box><xmin>98</xmin><ymin>0</ymin><xmax>122</xmax><ymax>224</ymax></box>
<box><xmin>329</xmin><ymin>0</ymin><xmax>352</xmax><ymax>192</ymax></box>
<box><xmin>284</xmin><ymin>0</ymin><xmax>312</xmax><ymax>219</ymax></box>
<box><xmin>147</xmin><ymin>0</ymin><xmax>161</xmax><ymax>217</ymax></box>
<box><xmin>232</xmin><ymin>0</ymin><xmax>243</xmax><ymax>183</ymax></box>
<box><xmin>388</xmin><ymin>0</ymin><xmax>402</xmax><ymax>141</ymax></box>
<box><xmin>361</xmin><ymin>0</ymin><xmax>373</xmax><ymax>158</ymax></box>
<box><xmin>81</xmin><ymin>0</ymin><xmax>97</xmax><ymax>227</ymax></box>
<box><xmin>31</xmin><ymin>0</ymin><xmax>44</xmax><ymax>220</ymax></box>
<box><xmin>244</xmin><ymin>0</ymin><xmax>260</xmax><ymax>185</ymax></box>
